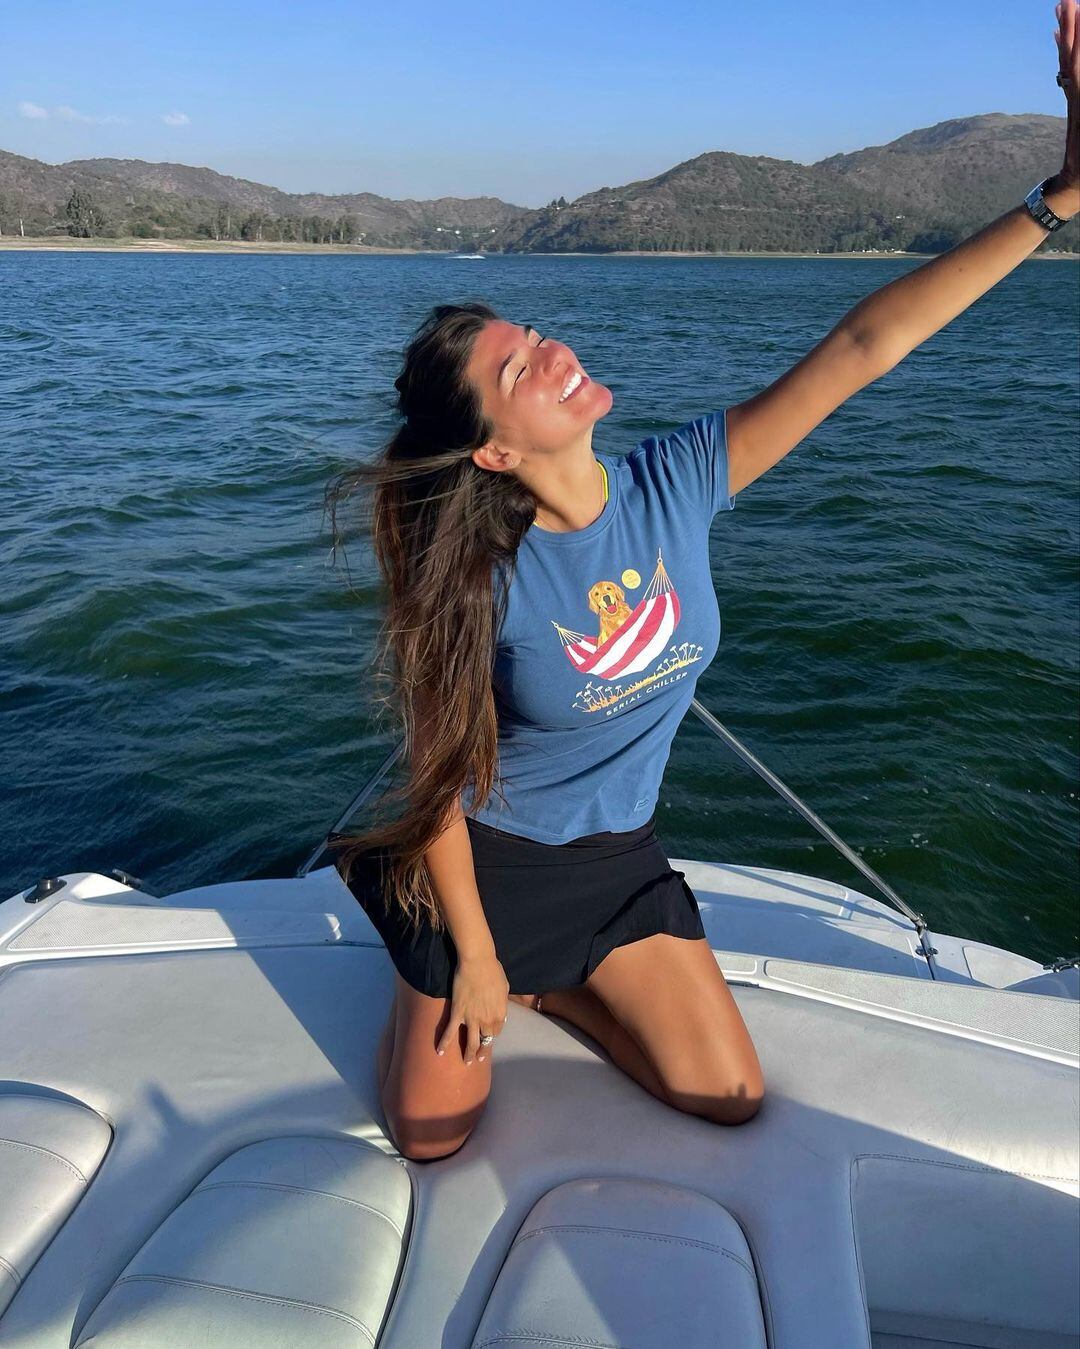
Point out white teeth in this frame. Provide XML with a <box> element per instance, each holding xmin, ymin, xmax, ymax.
<box><xmin>559</xmin><ymin>371</ymin><xmax>583</xmax><ymax>403</ymax></box>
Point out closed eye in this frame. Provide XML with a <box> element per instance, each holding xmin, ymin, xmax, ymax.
<box><xmin>515</xmin><ymin>334</ymin><xmax>544</xmax><ymax>384</ymax></box>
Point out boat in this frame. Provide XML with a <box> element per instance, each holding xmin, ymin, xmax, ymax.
<box><xmin>1</xmin><ymin>698</ymin><xmax>1076</xmax><ymax>1348</ymax></box>
<box><xmin>449</xmin><ymin>253</ymin><xmax>486</xmax><ymax>259</ymax></box>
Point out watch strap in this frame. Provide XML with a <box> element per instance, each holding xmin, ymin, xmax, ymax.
<box><xmin>1024</xmin><ymin>178</ymin><xmax>1068</xmax><ymax>232</ymax></box>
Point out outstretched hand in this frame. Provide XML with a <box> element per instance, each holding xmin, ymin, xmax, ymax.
<box><xmin>1054</xmin><ymin>0</ymin><xmax>1080</xmax><ymax>194</ymax></box>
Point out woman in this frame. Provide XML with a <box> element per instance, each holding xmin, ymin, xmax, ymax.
<box><xmin>326</xmin><ymin>2</ymin><xmax>1078</xmax><ymax>1162</ymax></box>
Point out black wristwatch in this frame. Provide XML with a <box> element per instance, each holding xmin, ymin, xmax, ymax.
<box><xmin>1024</xmin><ymin>177</ymin><xmax>1069</xmax><ymax>232</ymax></box>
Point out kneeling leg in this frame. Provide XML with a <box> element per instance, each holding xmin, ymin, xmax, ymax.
<box><xmin>587</xmin><ymin>934</ymin><xmax>765</xmax><ymax>1126</ymax></box>
<box><xmin>381</xmin><ymin>971</ymin><xmax>494</xmax><ymax>1160</ymax></box>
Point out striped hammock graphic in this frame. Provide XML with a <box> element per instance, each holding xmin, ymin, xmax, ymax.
<box><xmin>552</xmin><ymin>549</ymin><xmax>681</xmax><ymax>681</ymax></box>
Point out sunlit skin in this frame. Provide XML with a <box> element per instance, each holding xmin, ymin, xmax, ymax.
<box><xmin>464</xmin><ymin>319</ymin><xmax>616</xmax><ymax>532</ymax></box>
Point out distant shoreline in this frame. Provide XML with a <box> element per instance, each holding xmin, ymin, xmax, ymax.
<box><xmin>0</xmin><ymin>236</ymin><xmax>1074</xmax><ymax>259</ymax></box>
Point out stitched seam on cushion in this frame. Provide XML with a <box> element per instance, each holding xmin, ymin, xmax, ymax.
<box><xmin>195</xmin><ymin>1181</ymin><xmax>405</xmax><ymax>1239</ymax></box>
<box><xmin>0</xmin><ymin>1253</ymin><xmax>22</xmax><ymax>1288</ymax></box>
<box><xmin>0</xmin><ymin>1137</ymin><xmax>87</xmax><ymax>1183</ymax></box>
<box><xmin>233</xmin><ymin>1135</ymin><xmax>390</xmax><ymax>1160</ymax></box>
<box><xmin>855</xmin><ymin>1152</ymin><xmax>1077</xmax><ymax>1183</ymax></box>
<box><xmin>727</xmin><ymin>1208</ymin><xmax>775</xmax><ymax>1347</ymax></box>
<box><xmin>475</xmin><ymin>1333</ymin><xmax>623</xmax><ymax>1349</ymax></box>
<box><xmin>847</xmin><ymin>1160</ymin><xmax>874</xmax><ymax>1345</ymax></box>
<box><xmin>113</xmin><ymin>1274</ymin><xmax>375</xmax><ymax>1343</ymax></box>
<box><xmin>512</xmin><ymin>1224</ymin><xmax>756</xmax><ymax>1279</ymax></box>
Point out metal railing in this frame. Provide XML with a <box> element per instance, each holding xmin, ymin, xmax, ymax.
<box><xmin>687</xmin><ymin>698</ymin><xmax>938</xmax><ymax>966</ymax></box>
<box><xmin>298</xmin><ymin>698</ymin><xmax>938</xmax><ymax>968</ymax></box>
<box><xmin>296</xmin><ymin>743</ymin><xmax>403</xmax><ymax>880</ymax></box>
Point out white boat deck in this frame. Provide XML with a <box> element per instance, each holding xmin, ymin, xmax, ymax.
<box><xmin>0</xmin><ymin>863</ymin><xmax>1076</xmax><ymax>1348</ymax></box>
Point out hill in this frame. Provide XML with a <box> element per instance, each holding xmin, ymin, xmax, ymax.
<box><xmin>491</xmin><ymin>115</ymin><xmax>1075</xmax><ymax>254</ymax></box>
<box><xmin>0</xmin><ymin>149</ymin><xmax>530</xmax><ymax>249</ymax></box>
<box><xmin>0</xmin><ymin>114</ymin><xmax>1074</xmax><ymax>254</ymax></box>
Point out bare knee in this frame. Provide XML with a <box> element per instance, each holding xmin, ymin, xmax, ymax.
<box><xmin>382</xmin><ymin>1075</ymin><xmax>490</xmax><ymax>1161</ymax></box>
<box><xmin>714</xmin><ymin>1086</ymin><xmax>765</xmax><ymax>1126</ymax></box>
<box><xmin>668</xmin><ymin>1077</ymin><xmax>766</xmax><ymax>1127</ymax></box>
<box><xmin>385</xmin><ymin>1105</ymin><xmax>483</xmax><ymax>1160</ymax></box>
<box><xmin>392</xmin><ymin>1126</ymin><xmax>475</xmax><ymax>1162</ymax></box>
<box><xmin>379</xmin><ymin>974</ymin><xmax>496</xmax><ymax>1160</ymax></box>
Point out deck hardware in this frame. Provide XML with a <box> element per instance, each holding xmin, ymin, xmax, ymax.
<box><xmin>107</xmin><ymin>867</ymin><xmax>158</xmax><ymax>897</ymax></box>
<box><xmin>24</xmin><ymin>876</ymin><xmax>67</xmax><ymax>904</ymax></box>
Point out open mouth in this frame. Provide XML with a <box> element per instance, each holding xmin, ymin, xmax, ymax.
<box><xmin>558</xmin><ymin>370</ymin><xmax>589</xmax><ymax>404</ymax></box>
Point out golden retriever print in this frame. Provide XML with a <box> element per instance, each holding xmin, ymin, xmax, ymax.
<box><xmin>588</xmin><ymin>580</ymin><xmax>635</xmax><ymax>646</ymax></box>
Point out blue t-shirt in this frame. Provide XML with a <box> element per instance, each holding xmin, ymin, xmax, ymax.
<box><xmin>460</xmin><ymin>407</ymin><xmax>737</xmax><ymax>843</ymax></box>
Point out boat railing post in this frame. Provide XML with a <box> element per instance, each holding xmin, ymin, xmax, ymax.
<box><xmin>295</xmin><ymin>743</ymin><xmax>404</xmax><ymax>878</ymax></box>
<box><xmin>687</xmin><ymin>698</ymin><xmax>939</xmax><ymax>967</ymax></box>
<box><xmin>298</xmin><ymin>705</ymin><xmax>940</xmax><ymax>969</ymax></box>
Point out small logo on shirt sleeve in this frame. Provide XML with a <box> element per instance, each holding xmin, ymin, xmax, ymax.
<box><xmin>634</xmin><ymin>797</ymin><xmax>651</xmax><ymax>811</ymax></box>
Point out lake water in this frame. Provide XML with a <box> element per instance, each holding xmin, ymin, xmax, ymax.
<box><xmin>1</xmin><ymin>250</ymin><xmax>1077</xmax><ymax>965</ymax></box>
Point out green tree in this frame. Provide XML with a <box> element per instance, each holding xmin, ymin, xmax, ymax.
<box><xmin>239</xmin><ymin>210</ymin><xmax>268</xmax><ymax>242</ymax></box>
<box><xmin>212</xmin><ymin>206</ymin><xmax>233</xmax><ymax>241</ymax></box>
<box><xmin>66</xmin><ymin>188</ymin><xmax>107</xmax><ymax>238</ymax></box>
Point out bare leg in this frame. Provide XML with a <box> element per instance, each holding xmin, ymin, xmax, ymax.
<box><xmin>376</xmin><ymin>994</ymin><xmax>396</xmax><ymax>1093</ymax></box>
<box><xmin>586</xmin><ymin>935</ymin><xmax>765</xmax><ymax>1126</ymax></box>
<box><xmin>383</xmin><ymin>971</ymin><xmax>493</xmax><ymax>1160</ymax></box>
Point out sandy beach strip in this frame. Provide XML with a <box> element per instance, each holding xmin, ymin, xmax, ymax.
<box><xmin>0</xmin><ymin>236</ymin><xmax>1073</xmax><ymax>259</ymax></box>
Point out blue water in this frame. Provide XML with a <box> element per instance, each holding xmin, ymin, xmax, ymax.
<box><xmin>1</xmin><ymin>251</ymin><xmax>1077</xmax><ymax>964</ymax></box>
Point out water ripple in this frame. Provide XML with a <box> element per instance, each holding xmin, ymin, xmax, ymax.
<box><xmin>0</xmin><ymin>249</ymin><xmax>1076</xmax><ymax>962</ymax></box>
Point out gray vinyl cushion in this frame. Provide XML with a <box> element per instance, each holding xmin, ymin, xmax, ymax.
<box><xmin>74</xmin><ymin>1136</ymin><xmax>412</xmax><ymax>1347</ymax></box>
<box><xmin>853</xmin><ymin>1154</ymin><xmax>1080</xmax><ymax>1346</ymax></box>
<box><xmin>0</xmin><ymin>937</ymin><xmax>1075</xmax><ymax>1349</ymax></box>
<box><xmin>470</xmin><ymin>1176</ymin><xmax>768</xmax><ymax>1349</ymax></box>
<box><xmin>0</xmin><ymin>1093</ymin><xmax>112</xmax><ymax>1316</ymax></box>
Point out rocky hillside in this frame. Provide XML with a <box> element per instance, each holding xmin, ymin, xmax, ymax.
<box><xmin>490</xmin><ymin>115</ymin><xmax>1075</xmax><ymax>254</ymax></box>
<box><xmin>0</xmin><ymin>114</ymin><xmax>1074</xmax><ymax>253</ymax></box>
<box><xmin>0</xmin><ymin>150</ymin><xmax>531</xmax><ymax>249</ymax></box>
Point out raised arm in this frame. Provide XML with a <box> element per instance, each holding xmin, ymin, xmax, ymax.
<box><xmin>725</xmin><ymin>0</ymin><xmax>1079</xmax><ymax>499</ymax></box>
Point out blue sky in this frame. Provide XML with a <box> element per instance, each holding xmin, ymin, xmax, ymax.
<box><xmin>3</xmin><ymin>0</ymin><xmax>1069</xmax><ymax>208</ymax></box>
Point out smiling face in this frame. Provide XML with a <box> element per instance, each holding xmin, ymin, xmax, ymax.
<box><xmin>464</xmin><ymin>319</ymin><xmax>613</xmax><ymax>471</ymax></box>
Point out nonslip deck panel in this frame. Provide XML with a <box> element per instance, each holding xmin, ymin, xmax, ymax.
<box><xmin>762</xmin><ymin>958</ymin><xmax>1080</xmax><ymax>1057</ymax></box>
<box><xmin>4</xmin><ymin>899</ymin><xmax>344</xmax><ymax>952</ymax></box>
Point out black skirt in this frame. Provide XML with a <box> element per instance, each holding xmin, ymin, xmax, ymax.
<box><xmin>337</xmin><ymin>813</ymin><xmax>708</xmax><ymax>1000</ymax></box>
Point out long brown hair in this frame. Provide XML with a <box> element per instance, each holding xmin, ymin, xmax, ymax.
<box><xmin>322</xmin><ymin>300</ymin><xmax>538</xmax><ymax>935</ymax></box>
